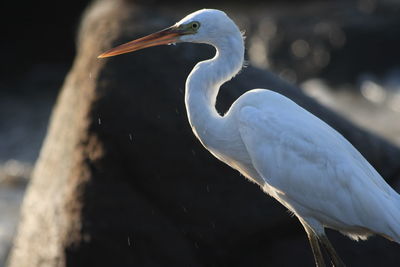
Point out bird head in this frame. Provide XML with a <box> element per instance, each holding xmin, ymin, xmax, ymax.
<box><xmin>98</xmin><ymin>9</ymin><xmax>239</xmax><ymax>58</ymax></box>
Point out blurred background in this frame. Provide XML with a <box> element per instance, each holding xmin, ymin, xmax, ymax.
<box><xmin>1</xmin><ymin>0</ymin><xmax>400</xmax><ymax>266</ymax></box>
<box><xmin>1</xmin><ymin>1</ymin><xmax>88</xmax><ymax>264</ymax></box>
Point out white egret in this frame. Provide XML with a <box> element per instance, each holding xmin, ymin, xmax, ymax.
<box><xmin>98</xmin><ymin>9</ymin><xmax>400</xmax><ymax>266</ymax></box>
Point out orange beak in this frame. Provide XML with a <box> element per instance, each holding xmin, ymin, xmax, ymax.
<box><xmin>98</xmin><ymin>26</ymin><xmax>184</xmax><ymax>58</ymax></box>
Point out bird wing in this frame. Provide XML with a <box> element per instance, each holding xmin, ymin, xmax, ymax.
<box><xmin>236</xmin><ymin>90</ymin><xmax>397</xmax><ymax>229</ymax></box>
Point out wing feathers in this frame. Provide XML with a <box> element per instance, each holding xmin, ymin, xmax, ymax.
<box><xmin>236</xmin><ymin>92</ymin><xmax>399</xmax><ymax>238</ymax></box>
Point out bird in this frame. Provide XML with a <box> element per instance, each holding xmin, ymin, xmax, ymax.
<box><xmin>98</xmin><ymin>9</ymin><xmax>400</xmax><ymax>266</ymax></box>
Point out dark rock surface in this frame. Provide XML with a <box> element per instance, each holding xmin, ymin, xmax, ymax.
<box><xmin>7</xmin><ymin>1</ymin><xmax>400</xmax><ymax>267</ymax></box>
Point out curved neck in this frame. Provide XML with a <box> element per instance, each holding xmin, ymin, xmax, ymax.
<box><xmin>184</xmin><ymin>32</ymin><xmax>244</xmax><ymax>147</ymax></box>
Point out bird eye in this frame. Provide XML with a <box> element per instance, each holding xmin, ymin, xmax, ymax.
<box><xmin>191</xmin><ymin>22</ymin><xmax>200</xmax><ymax>30</ymax></box>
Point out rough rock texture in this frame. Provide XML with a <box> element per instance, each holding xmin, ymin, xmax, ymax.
<box><xmin>8</xmin><ymin>1</ymin><xmax>400</xmax><ymax>266</ymax></box>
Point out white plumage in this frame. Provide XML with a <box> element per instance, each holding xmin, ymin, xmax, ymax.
<box><xmin>99</xmin><ymin>9</ymin><xmax>400</xmax><ymax>266</ymax></box>
<box><xmin>237</xmin><ymin>90</ymin><xmax>400</xmax><ymax>242</ymax></box>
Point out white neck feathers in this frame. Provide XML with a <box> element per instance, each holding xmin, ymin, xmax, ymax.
<box><xmin>184</xmin><ymin>31</ymin><xmax>244</xmax><ymax>146</ymax></box>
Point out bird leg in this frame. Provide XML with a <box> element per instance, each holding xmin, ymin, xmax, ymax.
<box><xmin>303</xmin><ymin>224</ymin><xmax>326</xmax><ymax>267</ymax></box>
<box><xmin>318</xmin><ymin>234</ymin><xmax>346</xmax><ymax>267</ymax></box>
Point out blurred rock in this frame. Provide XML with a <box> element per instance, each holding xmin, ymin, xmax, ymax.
<box><xmin>7</xmin><ymin>1</ymin><xmax>400</xmax><ymax>267</ymax></box>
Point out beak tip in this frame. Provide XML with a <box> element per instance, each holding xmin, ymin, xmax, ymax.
<box><xmin>95</xmin><ymin>27</ymin><xmax>181</xmax><ymax>59</ymax></box>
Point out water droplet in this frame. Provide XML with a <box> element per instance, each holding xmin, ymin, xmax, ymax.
<box><xmin>129</xmin><ymin>133</ymin><xmax>133</xmax><ymax>141</ymax></box>
<box><xmin>312</xmin><ymin>46</ymin><xmax>330</xmax><ymax>68</ymax></box>
<box><xmin>291</xmin><ymin>39</ymin><xmax>310</xmax><ymax>58</ymax></box>
<box><xmin>98</xmin><ymin>118</ymin><xmax>102</xmax><ymax>125</ymax></box>
<box><xmin>182</xmin><ymin>205</ymin><xmax>187</xmax><ymax>213</ymax></box>
<box><xmin>249</xmin><ymin>36</ymin><xmax>269</xmax><ymax>68</ymax></box>
<box><xmin>211</xmin><ymin>221</ymin><xmax>216</xmax><ymax>229</ymax></box>
<box><xmin>206</xmin><ymin>185</ymin><xmax>210</xmax><ymax>193</ymax></box>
